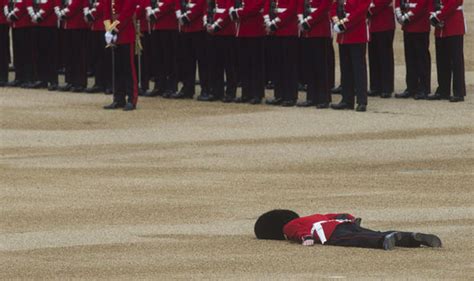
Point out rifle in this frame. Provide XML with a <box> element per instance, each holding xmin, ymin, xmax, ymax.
<box><xmin>180</xmin><ymin>0</ymin><xmax>188</xmax><ymax>14</ymax></box>
<box><xmin>303</xmin><ymin>0</ymin><xmax>311</xmax><ymax>18</ymax></box>
<box><xmin>433</xmin><ymin>0</ymin><xmax>442</xmax><ymax>12</ymax></box>
<box><xmin>336</xmin><ymin>0</ymin><xmax>346</xmax><ymax>20</ymax></box>
<box><xmin>8</xmin><ymin>0</ymin><xmax>14</xmax><ymax>13</ymax></box>
<box><xmin>269</xmin><ymin>0</ymin><xmax>277</xmax><ymax>20</ymax></box>
<box><xmin>33</xmin><ymin>0</ymin><xmax>40</xmax><ymax>12</ymax></box>
<box><xmin>207</xmin><ymin>0</ymin><xmax>215</xmax><ymax>25</ymax></box>
<box><xmin>400</xmin><ymin>0</ymin><xmax>408</xmax><ymax>13</ymax></box>
<box><xmin>234</xmin><ymin>0</ymin><xmax>242</xmax><ymax>9</ymax></box>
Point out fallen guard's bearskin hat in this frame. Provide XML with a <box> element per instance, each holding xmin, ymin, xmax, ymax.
<box><xmin>254</xmin><ymin>209</ymin><xmax>300</xmax><ymax>240</ymax></box>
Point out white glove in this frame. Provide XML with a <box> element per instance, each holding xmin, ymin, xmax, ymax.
<box><xmin>54</xmin><ymin>6</ymin><xmax>61</xmax><ymax>17</ymax></box>
<box><xmin>3</xmin><ymin>6</ymin><xmax>8</xmax><ymax>18</ymax></box>
<box><xmin>333</xmin><ymin>23</ymin><xmax>344</xmax><ymax>33</ymax></box>
<box><xmin>104</xmin><ymin>31</ymin><xmax>117</xmax><ymax>45</ymax></box>
<box><xmin>302</xmin><ymin>239</ymin><xmax>315</xmax><ymax>246</ymax></box>
<box><xmin>27</xmin><ymin>6</ymin><xmax>35</xmax><ymax>18</ymax></box>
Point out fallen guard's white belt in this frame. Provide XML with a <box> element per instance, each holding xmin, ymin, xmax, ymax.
<box><xmin>311</xmin><ymin>219</ymin><xmax>352</xmax><ymax>245</ymax></box>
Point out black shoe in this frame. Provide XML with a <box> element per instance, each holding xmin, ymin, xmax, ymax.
<box><xmin>248</xmin><ymin>97</ymin><xmax>262</xmax><ymax>104</ymax></box>
<box><xmin>21</xmin><ymin>82</ymin><xmax>34</xmax><ymax>88</ymax></box>
<box><xmin>367</xmin><ymin>90</ymin><xmax>380</xmax><ymax>97</ymax></box>
<box><xmin>380</xmin><ymin>92</ymin><xmax>392</xmax><ymax>99</ymax></box>
<box><xmin>85</xmin><ymin>85</ymin><xmax>105</xmax><ymax>94</ymax></box>
<box><xmin>316</xmin><ymin>103</ymin><xmax>330</xmax><ymax>109</ymax></box>
<box><xmin>331</xmin><ymin>85</ymin><xmax>342</xmax><ymax>94</ymax></box>
<box><xmin>48</xmin><ymin>83</ymin><xmax>59</xmax><ymax>91</ymax></box>
<box><xmin>356</xmin><ymin>104</ymin><xmax>367</xmax><ymax>112</ymax></box>
<box><xmin>103</xmin><ymin>102</ymin><xmax>125</xmax><ymax>109</ymax></box>
<box><xmin>71</xmin><ymin>86</ymin><xmax>85</xmax><ymax>93</ymax></box>
<box><xmin>58</xmin><ymin>84</ymin><xmax>73</xmax><ymax>92</ymax></box>
<box><xmin>331</xmin><ymin>102</ymin><xmax>354</xmax><ymax>110</ymax></box>
<box><xmin>144</xmin><ymin>89</ymin><xmax>163</xmax><ymax>97</ymax></box>
<box><xmin>383</xmin><ymin>232</ymin><xmax>401</xmax><ymax>250</ymax></box>
<box><xmin>265</xmin><ymin>98</ymin><xmax>283</xmax><ymax>105</ymax></box>
<box><xmin>297</xmin><ymin>100</ymin><xmax>316</xmax><ymax>107</ymax></box>
<box><xmin>6</xmin><ymin>80</ymin><xmax>22</xmax><ymax>87</ymax></box>
<box><xmin>234</xmin><ymin>96</ymin><xmax>250</xmax><ymax>103</ymax></box>
<box><xmin>29</xmin><ymin>81</ymin><xmax>48</xmax><ymax>89</ymax></box>
<box><xmin>171</xmin><ymin>91</ymin><xmax>193</xmax><ymax>99</ymax></box>
<box><xmin>161</xmin><ymin>91</ymin><xmax>174</xmax><ymax>98</ymax></box>
<box><xmin>104</xmin><ymin>88</ymin><xmax>113</xmax><ymax>95</ymax></box>
<box><xmin>197</xmin><ymin>93</ymin><xmax>214</xmax><ymax>101</ymax></box>
<box><xmin>412</xmin><ymin>233</ymin><xmax>442</xmax><ymax>248</ymax></box>
<box><xmin>123</xmin><ymin>102</ymin><xmax>136</xmax><ymax>111</ymax></box>
<box><xmin>414</xmin><ymin>92</ymin><xmax>427</xmax><ymax>100</ymax></box>
<box><xmin>0</xmin><ymin>81</ymin><xmax>6</xmax><ymax>87</ymax></box>
<box><xmin>281</xmin><ymin>100</ymin><xmax>296</xmax><ymax>107</ymax></box>
<box><xmin>138</xmin><ymin>88</ymin><xmax>148</xmax><ymax>96</ymax></box>
<box><xmin>265</xmin><ymin>81</ymin><xmax>275</xmax><ymax>90</ymax></box>
<box><xmin>449</xmin><ymin>96</ymin><xmax>464</xmax><ymax>102</ymax></box>
<box><xmin>426</xmin><ymin>93</ymin><xmax>442</xmax><ymax>100</ymax></box>
<box><xmin>221</xmin><ymin>95</ymin><xmax>235</xmax><ymax>103</ymax></box>
<box><xmin>395</xmin><ymin>90</ymin><xmax>413</xmax><ymax>99</ymax></box>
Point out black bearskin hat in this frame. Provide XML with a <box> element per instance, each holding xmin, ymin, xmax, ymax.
<box><xmin>254</xmin><ymin>209</ymin><xmax>300</xmax><ymax>240</ymax></box>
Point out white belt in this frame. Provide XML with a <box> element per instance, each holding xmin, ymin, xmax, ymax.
<box><xmin>216</xmin><ymin>8</ymin><xmax>226</xmax><ymax>14</ymax></box>
<box><xmin>310</xmin><ymin>8</ymin><xmax>317</xmax><ymax>13</ymax></box>
<box><xmin>276</xmin><ymin>8</ymin><xmax>287</xmax><ymax>13</ymax></box>
<box><xmin>310</xmin><ymin>219</ymin><xmax>352</xmax><ymax>245</ymax></box>
<box><xmin>408</xmin><ymin>3</ymin><xmax>417</xmax><ymax>8</ymax></box>
<box><xmin>187</xmin><ymin>3</ymin><xmax>196</xmax><ymax>8</ymax></box>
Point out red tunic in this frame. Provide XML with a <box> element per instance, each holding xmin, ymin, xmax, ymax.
<box><xmin>235</xmin><ymin>0</ymin><xmax>265</xmax><ymax>37</ymax></box>
<box><xmin>103</xmin><ymin>0</ymin><xmax>139</xmax><ymax>44</ymax></box>
<box><xmin>142</xmin><ymin>0</ymin><xmax>177</xmax><ymax>31</ymax></box>
<box><xmin>283</xmin><ymin>213</ymin><xmax>356</xmax><ymax>244</ymax></box>
<box><xmin>369</xmin><ymin>0</ymin><xmax>395</xmax><ymax>33</ymax></box>
<box><xmin>211</xmin><ymin>0</ymin><xmax>235</xmax><ymax>36</ymax></box>
<box><xmin>430</xmin><ymin>0</ymin><xmax>465</xmax><ymax>38</ymax></box>
<box><xmin>263</xmin><ymin>0</ymin><xmax>297</xmax><ymax>36</ymax></box>
<box><xmin>1</xmin><ymin>0</ymin><xmax>9</xmax><ymax>24</ymax></box>
<box><xmin>297</xmin><ymin>0</ymin><xmax>331</xmax><ymax>38</ymax></box>
<box><xmin>55</xmin><ymin>0</ymin><xmax>88</xmax><ymax>29</ymax></box>
<box><xmin>330</xmin><ymin>0</ymin><xmax>370</xmax><ymax>44</ymax></box>
<box><xmin>175</xmin><ymin>0</ymin><xmax>205</xmax><ymax>33</ymax></box>
<box><xmin>85</xmin><ymin>0</ymin><xmax>106</xmax><ymax>31</ymax></box>
<box><xmin>5</xmin><ymin>0</ymin><xmax>32</xmax><ymax>28</ymax></box>
<box><xmin>25</xmin><ymin>0</ymin><xmax>56</xmax><ymax>27</ymax></box>
<box><xmin>135</xmin><ymin>1</ymin><xmax>147</xmax><ymax>33</ymax></box>
<box><xmin>395</xmin><ymin>0</ymin><xmax>430</xmax><ymax>33</ymax></box>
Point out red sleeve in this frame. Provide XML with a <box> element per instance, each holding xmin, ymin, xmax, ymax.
<box><xmin>156</xmin><ymin>0</ymin><xmax>176</xmax><ymax>19</ymax></box>
<box><xmin>239</xmin><ymin>0</ymin><xmax>264</xmax><ymax>20</ymax></box>
<box><xmin>438</xmin><ymin>0</ymin><xmax>463</xmax><ymax>21</ymax></box>
<box><xmin>308</xmin><ymin>0</ymin><xmax>332</xmax><ymax>26</ymax></box>
<box><xmin>116</xmin><ymin>0</ymin><xmax>138</xmax><ymax>31</ymax></box>
<box><xmin>63</xmin><ymin>0</ymin><xmax>84</xmax><ymax>17</ymax></box>
<box><xmin>39</xmin><ymin>0</ymin><xmax>55</xmax><ymax>18</ymax></box>
<box><xmin>217</xmin><ymin>0</ymin><xmax>232</xmax><ymax>28</ymax></box>
<box><xmin>370</xmin><ymin>0</ymin><xmax>392</xmax><ymax>15</ymax></box>
<box><xmin>344</xmin><ymin>0</ymin><xmax>370</xmax><ymax>30</ymax></box>
<box><xmin>187</xmin><ymin>0</ymin><xmax>205</xmax><ymax>22</ymax></box>
<box><xmin>329</xmin><ymin>1</ymin><xmax>337</xmax><ymax>19</ymax></box>
<box><xmin>13</xmin><ymin>0</ymin><xmax>27</xmax><ymax>19</ymax></box>
<box><xmin>103</xmin><ymin>0</ymin><xmax>111</xmax><ymax>20</ymax></box>
<box><xmin>262</xmin><ymin>0</ymin><xmax>269</xmax><ymax>16</ymax></box>
<box><xmin>135</xmin><ymin>1</ymin><xmax>145</xmax><ymax>17</ymax></box>
<box><xmin>407</xmin><ymin>0</ymin><xmax>428</xmax><ymax>22</ymax></box>
<box><xmin>276</xmin><ymin>0</ymin><xmax>297</xmax><ymax>27</ymax></box>
<box><xmin>90</xmin><ymin>0</ymin><xmax>104</xmax><ymax>19</ymax></box>
<box><xmin>394</xmin><ymin>0</ymin><xmax>401</xmax><ymax>9</ymax></box>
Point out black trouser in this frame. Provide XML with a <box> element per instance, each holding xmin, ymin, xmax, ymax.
<box><xmin>435</xmin><ymin>35</ymin><xmax>466</xmax><ymax>98</ymax></box>
<box><xmin>264</xmin><ymin>35</ymin><xmax>277</xmax><ymax>85</ymax></box>
<box><xmin>327</xmin><ymin>223</ymin><xmax>426</xmax><ymax>249</ymax></box>
<box><xmin>339</xmin><ymin>43</ymin><xmax>368</xmax><ymax>106</ymax></box>
<box><xmin>404</xmin><ymin>32</ymin><xmax>431</xmax><ymax>95</ymax></box>
<box><xmin>273</xmin><ymin>36</ymin><xmax>298</xmax><ymax>102</ymax></box>
<box><xmin>136</xmin><ymin>31</ymin><xmax>152</xmax><ymax>91</ymax></box>
<box><xmin>328</xmin><ymin>38</ymin><xmax>336</xmax><ymax>89</ymax></box>
<box><xmin>32</xmin><ymin>26</ymin><xmax>58</xmax><ymax>85</ymax></box>
<box><xmin>302</xmin><ymin>37</ymin><xmax>330</xmax><ymax>104</ymax></box>
<box><xmin>63</xmin><ymin>28</ymin><xmax>88</xmax><ymax>88</ymax></box>
<box><xmin>88</xmin><ymin>30</ymin><xmax>109</xmax><ymax>89</ymax></box>
<box><xmin>12</xmin><ymin>27</ymin><xmax>34</xmax><ymax>83</ymax></box>
<box><xmin>156</xmin><ymin>29</ymin><xmax>178</xmax><ymax>93</ymax></box>
<box><xmin>112</xmin><ymin>43</ymin><xmax>138</xmax><ymax>105</ymax></box>
<box><xmin>238</xmin><ymin>37</ymin><xmax>265</xmax><ymax>100</ymax></box>
<box><xmin>0</xmin><ymin>24</ymin><xmax>9</xmax><ymax>83</ymax></box>
<box><xmin>369</xmin><ymin>30</ymin><xmax>394</xmax><ymax>94</ymax></box>
<box><xmin>180</xmin><ymin>31</ymin><xmax>209</xmax><ymax>96</ymax></box>
<box><xmin>208</xmin><ymin>35</ymin><xmax>237</xmax><ymax>99</ymax></box>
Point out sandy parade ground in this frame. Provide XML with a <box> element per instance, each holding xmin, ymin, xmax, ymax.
<box><xmin>1</xmin><ymin>3</ymin><xmax>474</xmax><ymax>280</ymax></box>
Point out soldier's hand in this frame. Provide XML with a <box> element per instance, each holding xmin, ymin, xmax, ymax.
<box><xmin>301</xmin><ymin>18</ymin><xmax>311</xmax><ymax>32</ymax></box>
<box><xmin>302</xmin><ymin>236</ymin><xmax>315</xmax><ymax>246</ymax></box>
<box><xmin>333</xmin><ymin>23</ymin><xmax>345</xmax><ymax>33</ymax></box>
<box><xmin>179</xmin><ymin>14</ymin><xmax>190</xmax><ymax>25</ymax></box>
<box><xmin>229</xmin><ymin>7</ymin><xmax>239</xmax><ymax>22</ymax></box>
<box><xmin>430</xmin><ymin>12</ymin><xmax>443</xmax><ymax>28</ymax></box>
